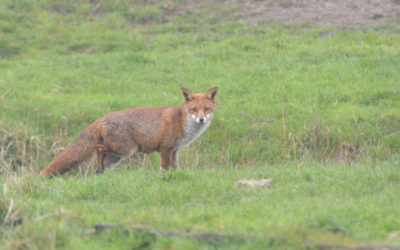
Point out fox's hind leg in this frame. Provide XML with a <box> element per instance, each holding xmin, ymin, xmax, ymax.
<box><xmin>95</xmin><ymin>145</ymin><xmax>122</xmax><ymax>173</ymax></box>
<box><xmin>96</xmin><ymin>143</ymin><xmax>108</xmax><ymax>174</ymax></box>
<box><xmin>95</xmin><ymin>123</ymin><xmax>138</xmax><ymax>174</ymax></box>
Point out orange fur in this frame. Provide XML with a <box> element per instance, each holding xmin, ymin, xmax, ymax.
<box><xmin>39</xmin><ymin>87</ymin><xmax>218</xmax><ymax>177</ymax></box>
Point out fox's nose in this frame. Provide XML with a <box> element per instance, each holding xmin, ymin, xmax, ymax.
<box><xmin>199</xmin><ymin>117</ymin><xmax>205</xmax><ymax>123</ymax></box>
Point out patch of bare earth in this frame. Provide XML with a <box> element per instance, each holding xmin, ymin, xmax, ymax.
<box><xmin>243</xmin><ymin>0</ymin><xmax>400</xmax><ymax>28</ymax></box>
<box><xmin>180</xmin><ymin>0</ymin><xmax>400</xmax><ymax>28</ymax></box>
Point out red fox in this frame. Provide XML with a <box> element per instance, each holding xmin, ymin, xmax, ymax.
<box><xmin>39</xmin><ymin>87</ymin><xmax>218</xmax><ymax>177</ymax></box>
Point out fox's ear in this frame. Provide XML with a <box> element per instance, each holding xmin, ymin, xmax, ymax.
<box><xmin>206</xmin><ymin>87</ymin><xmax>218</xmax><ymax>101</ymax></box>
<box><xmin>182</xmin><ymin>87</ymin><xmax>193</xmax><ymax>102</ymax></box>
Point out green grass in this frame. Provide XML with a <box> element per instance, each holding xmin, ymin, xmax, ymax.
<box><xmin>1</xmin><ymin>163</ymin><xmax>400</xmax><ymax>249</ymax></box>
<box><xmin>1</xmin><ymin>0</ymin><xmax>400</xmax><ymax>248</ymax></box>
<box><xmin>1</xmin><ymin>5</ymin><xmax>400</xmax><ymax>168</ymax></box>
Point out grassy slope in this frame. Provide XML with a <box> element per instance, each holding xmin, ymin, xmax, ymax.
<box><xmin>2</xmin><ymin>163</ymin><xmax>400</xmax><ymax>249</ymax></box>
<box><xmin>1</xmin><ymin>0</ymin><xmax>400</xmax><ymax>248</ymax></box>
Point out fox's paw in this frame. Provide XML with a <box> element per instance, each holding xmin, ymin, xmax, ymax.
<box><xmin>159</xmin><ymin>166</ymin><xmax>170</xmax><ymax>171</ymax></box>
<box><xmin>96</xmin><ymin>169</ymin><xmax>104</xmax><ymax>175</ymax></box>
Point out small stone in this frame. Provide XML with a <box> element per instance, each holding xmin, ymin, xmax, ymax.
<box><xmin>319</xmin><ymin>31</ymin><xmax>335</xmax><ymax>39</ymax></box>
<box><xmin>237</xmin><ymin>179</ymin><xmax>273</xmax><ymax>188</ymax></box>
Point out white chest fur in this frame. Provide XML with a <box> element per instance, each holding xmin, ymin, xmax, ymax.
<box><xmin>175</xmin><ymin>114</ymin><xmax>213</xmax><ymax>150</ymax></box>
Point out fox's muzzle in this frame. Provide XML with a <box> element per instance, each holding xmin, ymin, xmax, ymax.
<box><xmin>192</xmin><ymin>114</ymin><xmax>212</xmax><ymax>124</ymax></box>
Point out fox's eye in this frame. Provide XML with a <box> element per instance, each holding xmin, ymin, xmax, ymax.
<box><xmin>204</xmin><ymin>107</ymin><xmax>210</xmax><ymax>112</ymax></box>
<box><xmin>191</xmin><ymin>108</ymin><xmax>197</xmax><ymax>113</ymax></box>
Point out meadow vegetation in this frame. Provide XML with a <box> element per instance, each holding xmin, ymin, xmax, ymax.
<box><xmin>1</xmin><ymin>0</ymin><xmax>400</xmax><ymax>248</ymax></box>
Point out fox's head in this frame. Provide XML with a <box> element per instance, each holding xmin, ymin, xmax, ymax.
<box><xmin>182</xmin><ymin>87</ymin><xmax>218</xmax><ymax>124</ymax></box>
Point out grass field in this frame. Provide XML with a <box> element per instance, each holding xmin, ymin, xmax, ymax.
<box><xmin>1</xmin><ymin>0</ymin><xmax>400</xmax><ymax>248</ymax></box>
<box><xmin>2</xmin><ymin>163</ymin><xmax>400</xmax><ymax>249</ymax></box>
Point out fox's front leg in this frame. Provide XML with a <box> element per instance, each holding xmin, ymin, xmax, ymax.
<box><xmin>160</xmin><ymin>149</ymin><xmax>172</xmax><ymax>170</ymax></box>
<box><xmin>170</xmin><ymin>150</ymin><xmax>179</xmax><ymax>169</ymax></box>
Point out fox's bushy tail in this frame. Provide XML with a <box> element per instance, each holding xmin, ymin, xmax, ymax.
<box><xmin>39</xmin><ymin>131</ymin><xmax>96</xmax><ymax>177</ymax></box>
